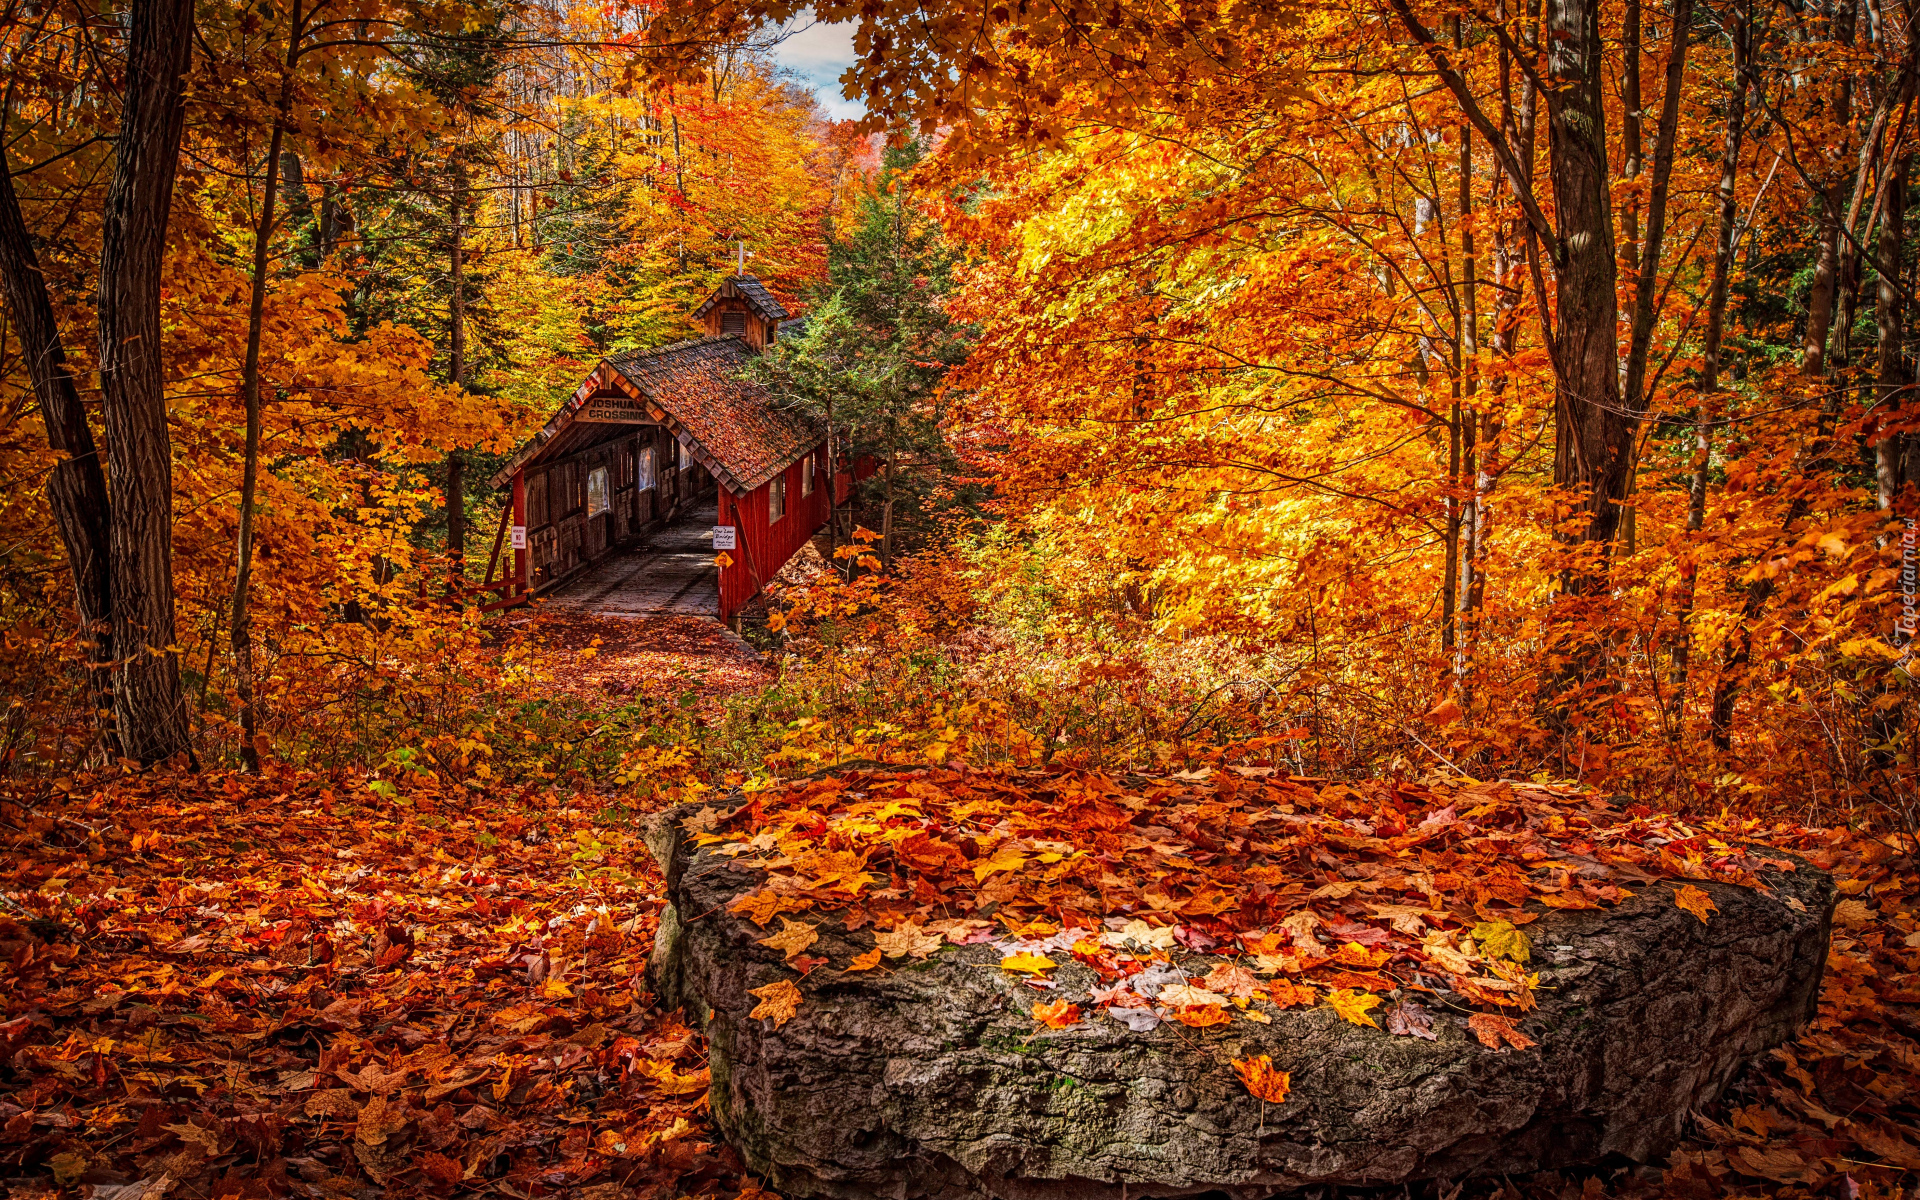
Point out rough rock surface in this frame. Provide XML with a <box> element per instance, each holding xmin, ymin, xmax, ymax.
<box><xmin>646</xmin><ymin>806</ymin><xmax>1835</xmax><ymax>1200</ymax></box>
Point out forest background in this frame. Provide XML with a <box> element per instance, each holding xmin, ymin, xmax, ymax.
<box><xmin>4</xmin><ymin>0</ymin><xmax>1920</xmax><ymax>822</ymax></box>
<box><xmin>4</xmin><ymin>0</ymin><xmax>1920</xmax><ymax>1192</ymax></box>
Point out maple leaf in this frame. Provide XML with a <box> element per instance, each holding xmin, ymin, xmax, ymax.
<box><xmin>1031</xmin><ymin>998</ymin><xmax>1081</xmax><ymax>1028</ymax></box>
<box><xmin>1467</xmin><ymin>1012</ymin><xmax>1537</xmax><ymax>1052</ymax></box>
<box><xmin>757</xmin><ymin>917</ymin><xmax>820</xmax><ymax>961</ymax></box>
<box><xmin>1158</xmin><ymin>983</ymin><xmax>1229</xmax><ymax>1008</ymax></box>
<box><xmin>873</xmin><ymin>922</ymin><xmax>943</xmax><ymax>959</ymax></box>
<box><xmin>748</xmin><ymin>979</ymin><xmax>803</xmax><ymax>1027</ymax></box>
<box><xmin>729</xmin><ymin>888</ymin><xmax>807</xmax><ymax>927</ymax></box>
<box><xmin>1172</xmin><ymin>1005</ymin><xmax>1234</xmax><ymax>1027</ymax></box>
<box><xmin>1325</xmin><ymin>988</ymin><xmax>1382</xmax><ymax>1028</ymax></box>
<box><xmin>491</xmin><ymin>1002</ymin><xmax>549</xmax><ymax>1034</ymax></box>
<box><xmin>973</xmin><ymin>844</ymin><xmax>1028</xmax><ymax>883</ymax></box>
<box><xmin>355</xmin><ymin>1093</ymin><xmax>411</xmax><ymax>1146</ymax></box>
<box><xmin>1231</xmin><ymin>1054</ymin><xmax>1292</xmax><ymax>1104</ymax></box>
<box><xmin>1201</xmin><ymin>963</ymin><xmax>1262</xmax><ymax>998</ymax></box>
<box><xmin>1000</xmin><ymin>951</ymin><xmax>1058</xmax><ymax>975</ymax></box>
<box><xmin>1385</xmin><ymin>999</ymin><xmax>1438</xmax><ymax>1040</ymax></box>
<box><xmin>1267</xmin><ymin>979</ymin><xmax>1317</xmax><ymax>1009</ymax></box>
<box><xmin>1831</xmin><ymin>898</ymin><xmax>1873</xmax><ymax>927</ymax></box>
<box><xmin>1674</xmin><ymin>884</ymin><xmax>1718</xmax><ymax>924</ymax></box>
<box><xmin>844</xmin><ymin>948</ymin><xmax>883</xmax><ymax>972</ymax></box>
<box><xmin>1470</xmin><ymin>920</ymin><xmax>1531</xmax><ymax>963</ymax></box>
<box><xmin>1330</xmin><ymin>941</ymin><xmax>1390</xmax><ymax>969</ymax></box>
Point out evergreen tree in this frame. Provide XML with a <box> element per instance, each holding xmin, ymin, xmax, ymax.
<box><xmin>748</xmin><ymin>139</ymin><xmax>974</xmax><ymax>567</ymax></box>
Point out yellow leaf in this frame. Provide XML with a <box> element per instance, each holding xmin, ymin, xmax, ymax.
<box><xmin>748</xmin><ymin>979</ymin><xmax>802</xmax><ymax>1028</ymax></box>
<box><xmin>844</xmin><ymin>948</ymin><xmax>883</xmax><ymax>972</ymax></box>
<box><xmin>1231</xmin><ymin>1054</ymin><xmax>1291</xmax><ymax>1103</ymax></box>
<box><xmin>999</xmin><ymin>951</ymin><xmax>1057</xmax><ymax>975</ymax></box>
<box><xmin>1470</xmin><ymin>920</ymin><xmax>1531</xmax><ymax>963</ymax></box>
<box><xmin>756</xmin><ymin>917</ymin><xmax>819</xmax><ymax>961</ymax></box>
<box><xmin>973</xmin><ymin>845</ymin><xmax>1028</xmax><ymax>883</ymax></box>
<box><xmin>1674</xmin><ymin>884</ymin><xmax>1718</xmax><ymax>924</ymax></box>
<box><xmin>1325</xmin><ymin>988</ymin><xmax>1382</xmax><ymax>1029</ymax></box>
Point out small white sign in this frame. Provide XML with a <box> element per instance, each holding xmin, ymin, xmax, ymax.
<box><xmin>712</xmin><ymin>525</ymin><xmax>737</xmax><ymax>551</ymax></box>
<box><xmin>510</xmin><ymin>525</ymin><xmax>527</xmax><ymax>549</ymax></box>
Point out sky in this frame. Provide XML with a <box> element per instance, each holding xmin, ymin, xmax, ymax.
<box><xmin>769</xmin><ymin>13</ymin><xmax>866</xmax><ymax>121</ymax></box>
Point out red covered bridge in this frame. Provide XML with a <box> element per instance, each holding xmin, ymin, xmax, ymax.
<box><xmin>476</xmin><ymin>274</ymin><xmax>850</xmax><ymax>621</ymax></box>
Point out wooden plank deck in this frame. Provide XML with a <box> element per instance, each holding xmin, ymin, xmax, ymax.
<box><xmin>540</xmin><ymin>504</ymin><xmax>720</xmax><ymax>617</ymax></box>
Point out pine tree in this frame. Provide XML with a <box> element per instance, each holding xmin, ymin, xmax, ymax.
<box><xmin>749</xmin><ymin>139</ymin><xmax>974</xmax><ymax>567</ymax></box>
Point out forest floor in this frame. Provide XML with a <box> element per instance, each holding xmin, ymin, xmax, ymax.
<box><xmin>516</xmin><ymin>613</ymin><xmax>773</xmax><ymax>711</ymax></box>
<box><xmin>0</xmin><ymin>766</ymin><xmax>1916</xmax><ymax>1200</ymax></box>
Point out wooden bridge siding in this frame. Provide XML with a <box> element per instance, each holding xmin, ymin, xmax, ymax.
<box><xmin>520</xmin><ymin>423</ymin><xmax>699</xmax><ymax>593</ymax></box>
<box><xmin>717</xmin><ymin>444</ymin><xmax>831</xmax><ymax>618</ymax></box>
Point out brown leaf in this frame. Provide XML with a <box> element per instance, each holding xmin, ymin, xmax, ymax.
<box><xmin>1385</xmin><ymin>999</ymin><xmax>1437</xmax><ymax>1040</ymax></box>
<box><xmin>354</xmin><ymin>1094</ymin><xmax>411</xmax><ymax>1146</ymax></box>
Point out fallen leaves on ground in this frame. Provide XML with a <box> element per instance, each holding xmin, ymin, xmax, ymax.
<box><xmin>4</xmin><ymin>762</ymin><xmax>1918</xmax><ymax>1199</ymax></box>
<box><xmin>521</xmin><ymin>613</ymin><xmax>773</xmax><ymax>710</ymax></box>
<box><xmin>0</xmin><ymin>768</ymin><xmax>727</xmax><ymax>1198</ymax></box>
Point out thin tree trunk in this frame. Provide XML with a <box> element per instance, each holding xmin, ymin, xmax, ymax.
<box><xmin>1874</xmin><ymin>155</ymin><xmax>1910</xmax><ymax>512</ymax></box>
<box><xmin>1442</xmin><ymin>14</ymin><xmax>1479</xmax><ymax>665</ymax></box>
<box><xmin>1621</xmin><ymin>0</ymin><xmax>1695</xmax><ymax>418</ymax></box>
<box><xmin>1671</xmin><ymin>19</ymin><xmax>1749</xmax><ymax>701</ymax></box>
<box><xmin>448</xmin><ymin>160</ymin><xmax>467</xmax><ymax>575</ymax></box>
<box><xmin>0</xmin><ymin>129</ymin><xmax>116</xmax><ymax>739</ymax></box>
<box><xmin>1621</xmin><ymin>0</ymin><xmax>1643</xmax><ymax>277</ymax></box>
<box><xmin>98</xmin><ymin>0</ymin><xmax>194</xmax><ymax>764</ymax></box>
<box><xmin>231</xmin><ymin>1</ymin><xmax>301</xmax><ymax>774</ymax></box>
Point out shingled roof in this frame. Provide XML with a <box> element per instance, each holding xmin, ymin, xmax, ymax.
<box><xmin>607</xmin><ymin>338</ymin><xmax>818</xmax><ymax>492</ymax></box>
<box><xmin>692</xmin><ymin>274</ymin><xmax>790</xmax><ymax>323</ymax></box>
<box><xmin>488</xmin><ymin>335</ymin><xmax>820</xmax><ymax>495</ymax></box>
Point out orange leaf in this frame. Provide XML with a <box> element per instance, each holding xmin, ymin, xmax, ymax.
<box><xmin>1467</xmin><ymin>1012</ymin><xmax>1536</xmax><ymax>1051</ymax></box>
<box><xmin>1330</xmin><ymin>941</ymin><xmax>1390</xmax><ymax>969</ymax></box>
<box><xmin>844</xmin><ymin>948</ymin><xmax>882</xmax><ymax>972</ymax></box>
<box><xmin>1031</xmin><ymin>998</ymin><xmax>1081</xmax><ymax>1028</ymax></box>
<box><xmin>756</xmin><ymin>917</ymin><xmax>819</xmax><ymax>961</ymax></box>
<box><xmin>1231</xmin><ymin>1054</ymin><xmax>1292</xmax><ymax>1104</ymax></box>
<box><xmin>1266</xmin><ymin>979</ymin><xmax>1317</xmax><ymax>1009</ymax></box>
<box><xmin>1673</xmin><ymin>884</ymin><xmax>1717</xmax><ymax>924</ymax></box>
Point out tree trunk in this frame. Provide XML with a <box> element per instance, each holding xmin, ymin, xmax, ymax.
<box><xmin>1671</xmin><ymin>19</ymin><xmax>1749</xmax><ymax>702</ymax></box>
<box><xmin>1875</xmin><ymin>155</ymin><xmax>1910</xmax><ymax>513</ymax></box>
<box><xmin>0</xmin><ymin>131</ymin><xmax>116</xmax><ymax>737</ymax></box>
<box><xmin>1546</xmin><ymin>0</ymin><xmax>1629</xmax><ymax>576</ymax></box>
<box><xmin>1620</xmin><ymin>0</ymin><xmax>1695</xmax><ymax>420</ymax></box>
<box><xmin>98</xmin><ymin>0</ymin><xmax>195</xmax><ymax>765</ymax></box>
<box><xmin>231</xmin><ymin>2</ymin><xmax>301</xmax><ymax>775</ymax></box>
<box><xmin>448</xmin><ymin>161</ymin><xmax>468</xmax><ymax>575</ymax></box>
<box><xmin>1806</xmin><ymin>0</ymin><xmax>1858</xmax><ymax>377</ymax></box>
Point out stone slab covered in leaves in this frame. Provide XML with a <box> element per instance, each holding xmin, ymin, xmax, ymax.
<box><xmin>646</xmin><ymin>775</ymin><xmax>1835</xmax><ymax>1200</ymax></box>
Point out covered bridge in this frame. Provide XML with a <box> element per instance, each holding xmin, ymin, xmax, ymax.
<box><xmin>476</xmin><ymin>274</ymin><xmax>845</xmax><ymax>620</ymax></box>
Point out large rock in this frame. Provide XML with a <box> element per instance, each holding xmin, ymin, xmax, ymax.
<box><xmin>646</xmin><ymin>804</ymin><xmax>1834</xmax><ymax>1200</ymax></box>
